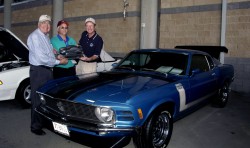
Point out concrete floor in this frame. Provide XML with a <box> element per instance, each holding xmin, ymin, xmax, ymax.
<box><xmin>167</xmin><ymin>91</ymin><xmax>250</xmax><ymax>148</ymax></box>
<box><xmin>0</xmin><ymin>91</ymin><xmax>249</xmax><ymax>148</ymax></box>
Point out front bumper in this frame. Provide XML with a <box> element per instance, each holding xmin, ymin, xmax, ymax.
<box><xmin>35</xmin><ymin>106</ymin><xmax>136</xmax><ymax>137</ymax></box>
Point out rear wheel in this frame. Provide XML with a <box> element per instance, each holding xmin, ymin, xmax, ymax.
<box><xmin>15</xmin><ymin>79</ymin><xmax>31</xmax><ymax>108</ymax></box>
<box><xmin>213</xmin><ymin>82</ymin><xmax>230</xmax><ymax>108</ymax></box>
<box><xmin>133</xmin><ymin>109</ymin><xmax>173</xmax><ymax>148</ymax></box>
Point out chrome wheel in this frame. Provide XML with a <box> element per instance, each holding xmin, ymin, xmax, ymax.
<box><xmin>133</xmin><ymin>109</ymin><xmax>173</xmax><ymax>148</ymax></box>
<box><xmin>152</xmin><ymin>111</ymin><xmax>171</xmax><ymax>147</ymax></box>
<box><xmin>23</xmin><ymin>84</ymin><xmax>31</xmax><ymax>104</ymax></box>
<box><xmin>220</xmin><ymin>83</ymin><xmax>229</xmax><ymax>102</ymax></box>
<box><xmin>214</xmin><ymin>82</ymin><xmax>230</xmax><ymax>108</ymax></box>
<box><xmin>16</xmin><ymin>80</ymin><xmax>31</xmax><ymax>108</ymax></box>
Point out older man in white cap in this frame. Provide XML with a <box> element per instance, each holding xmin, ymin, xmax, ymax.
<box><xmin>27</xmin><ymin>14</ymin><xmax>68</xmax><ymax>136</ymax></box>
<box><xmin>77</xmin><ymin>17</ymin><xmax>104</xmax><ymax>74</ymax></box>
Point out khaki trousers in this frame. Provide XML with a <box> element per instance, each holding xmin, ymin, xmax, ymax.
<box><xmin>76</xmin><ymin>61</ymin><xmax>97</xmax><ymax>74</ymax></box>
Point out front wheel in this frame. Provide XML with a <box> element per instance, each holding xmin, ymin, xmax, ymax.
<box><xmin>15</xmin><ymin>79</ymin><xmax>31</xmax><ymax>108</ymax></box>
<box><xmin>133</xmin><ymin>109</ymin><xmax>173</xmax><ymax>148</ymax></box>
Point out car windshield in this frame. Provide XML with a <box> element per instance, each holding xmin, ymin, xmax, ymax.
<box><xmin>0</xmin><ymin>42</ymin><xmax>17</xmax><ymax>62</ymax></box>
<box><xmin>115</xmin><ymin>51</ymin><xmax>189</xmax><ymax>76</ymax></box>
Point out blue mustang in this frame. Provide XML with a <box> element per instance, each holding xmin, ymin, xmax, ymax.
<box><xmin>36</xmin><ymin>47</ymin><xmax>234</xmax><ymax>148</ymax></box>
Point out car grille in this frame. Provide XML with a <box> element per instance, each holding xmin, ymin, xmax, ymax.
<box><xmin>42</xmin><ymin>95</ymin><xmax>100</xmax><ymax>123</ymax></box>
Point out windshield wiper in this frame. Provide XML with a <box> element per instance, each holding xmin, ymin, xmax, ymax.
<box><xmin>115</xmin><ymin>66</ymin><xmax>135</xmax><ymax>71</ymax></box>
<box><xmin>141</xmin><ymin>68</ymin><xmax>156</xmax><ymax>72</ymax></box>
<box><xmin>141</xmin><ymin>68</ymin><xmax>167</xmax><ymax>76</ymax></box>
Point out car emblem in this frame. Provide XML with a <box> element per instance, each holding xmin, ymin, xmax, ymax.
<box><xmin>56</xmin><ymin>101</ymin><xmax>65</xmax><ymax>112</ymax></box>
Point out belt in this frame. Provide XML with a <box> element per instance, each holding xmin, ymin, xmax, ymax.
<box><xmin>39</xmin><ymin>65</ymin><xmax>53</xmax><ymax>70</ymax></box>
<box><xmin>31</xmin><ymin>65</ymin><xmax>53</xmax><ymax>70</ymax></box>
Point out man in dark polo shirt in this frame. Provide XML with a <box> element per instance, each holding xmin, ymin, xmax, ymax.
<box><xmin>77</xmin><ymin>17</ymin><xmax>103</xmax><ymax>74</ymax></box>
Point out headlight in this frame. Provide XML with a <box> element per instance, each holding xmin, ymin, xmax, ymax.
<box><xmin>95</xmin><ymin>107</ymin><xmax>114</xmax><ymax>123</ymax></box>
<box><xmin>40</xmin><ymin>95</ymin><xmax>46</xmax><ymax>105</ymax></box>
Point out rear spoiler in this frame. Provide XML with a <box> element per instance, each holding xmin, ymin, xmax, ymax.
<box><xmin>175</xmin><ymin>45</ymin><xmax>228</xmax><ymax>60</ymax></box>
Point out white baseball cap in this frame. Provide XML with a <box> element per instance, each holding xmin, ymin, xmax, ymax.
<box><xmin>85</xmin><ymin>17</ymin><xmax>96</xmax><ymax>25</ymax></box>
<box><xmin>39</xmin><ymin>15</ymin><xmax>51</xmax><ymax>22</ymax></box>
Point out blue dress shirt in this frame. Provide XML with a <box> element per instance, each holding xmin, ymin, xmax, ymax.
<box><xmin>27</xmin><ymin>29</ymin><xmax>60</xmax><ymax>67</ymax></box>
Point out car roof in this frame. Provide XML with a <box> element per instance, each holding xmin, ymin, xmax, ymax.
<box><xmin>175</xmin><ymin>45</ymin><xmax>228</xmax><ymax>59</ymax></box>
<box><xmin>131</xmin><ymin>48</ymin><xmax>207</xmax><ymax>55</ymax></box>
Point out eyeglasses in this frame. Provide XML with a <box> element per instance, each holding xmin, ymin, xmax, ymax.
<box><xmin>60</xmin><ymin>27</ymin><xmax>68</xmax><ymax>29</ymax></box>
<box><xmin>41</xmin><ymin>21</ymin><xmax>51</xmax><ymax>25</ymax></box>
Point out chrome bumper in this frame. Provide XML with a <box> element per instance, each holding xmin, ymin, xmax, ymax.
<box><xmin>35</xmin><ymin>107</ymin><xmax>135</xmax><ymax>136</ymax></box>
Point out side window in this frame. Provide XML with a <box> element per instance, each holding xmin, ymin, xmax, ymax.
<box><xmin>140</xmin><ymin>54</ymin><xmax>150</xmax><ymax>67</ymax></box>
<box><xmin>190</xmin><ymin>54</ymin><xmax>210</xmax><ymax>75</ymax></box>
<box><xmin>206</xmin><ymin>55</ymin><xmax>215</xmax><ymax>69</ymax></box>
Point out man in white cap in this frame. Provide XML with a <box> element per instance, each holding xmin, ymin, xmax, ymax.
<box><xmin>77</xmin><ymin>17</ymin><xmax>103</xmax><ymax>74</ymax></box>
<box><xmin>27</xmin><ymin>14</ymin><xmax>68</xmax><ymax>135</ymax></box>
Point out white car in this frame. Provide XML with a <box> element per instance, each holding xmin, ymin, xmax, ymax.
<box><xmin>0</xmin><ymin>27</ymin><xmax>121</xmax><ymax>108</ymax></box>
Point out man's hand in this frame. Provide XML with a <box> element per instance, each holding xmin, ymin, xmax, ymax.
<box><xmin>59</xmin><ymin>57</ymin><xmax>68</xmax><ymax>64</ymax></box>
<box><xmin>53</xmin><ymin>49</ymin><xmax>58</xmax><ymax>54</ymax></box>
<box><xmin>79</xmin><ymin>55</ymin><xmax>98</xmax><ymax>62</ymax></box>
<box><xmin>57</xmin><ymin>54</ymin><xmax>65</xmax><ymax>60</ymax></box>
<box><xmin>79</xmin><ymin>56</ymin><xmax>89</xmax><ymax>61</ymax></box>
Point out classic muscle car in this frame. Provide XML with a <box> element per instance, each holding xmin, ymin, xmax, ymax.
<box><xmin>0</xmin><ymin>27</ymin><xmax>120</xmax><ymax>108</ymax></box>
<box><xmin>36</xmin><ymin>47</ymin><xmax>234</xmax><ymax>148</ymax></box>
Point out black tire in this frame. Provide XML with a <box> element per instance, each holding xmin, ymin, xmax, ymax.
<box><xmin>213</xmin><ymin>82</ymin><xmax>230</xmax><ymax>108</ymax></box>
<box><xmin>15</xmin><ymin>79</ymin><xmax>31</xmax><ymax>108</ymax></box>
<box><xmin>133</xmin><ymin>109</ymin><xmax>173</xmax><ymax>148</ymax></box>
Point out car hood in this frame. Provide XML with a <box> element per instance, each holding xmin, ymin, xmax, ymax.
<box><xmin>0</xmin><ymin>27</ymin><xmax>29</xmax><ymax>61</ymax></box>
<box><xmin>38</xmin><ymin>72</ymin><xmax>169</xmax><ymax>104</ymax></box>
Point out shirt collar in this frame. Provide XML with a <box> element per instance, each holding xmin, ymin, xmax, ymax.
<box><xmin>86</xmin><ymin>31</ymin><xmax>97</xmax><ymax>40</ymax></box>
<box><xmin>57</xmin><ymin>34</ymin><xmax>69</xmax><ymax>42</ymax></box>
<box><xmin>37</xmin><ymin>28</ymin><xmax>49</xmax><ymax>36</ymax></box>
